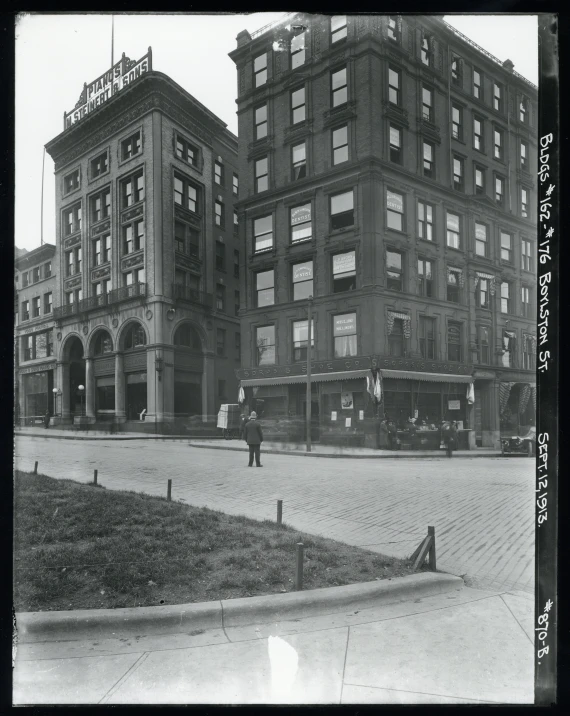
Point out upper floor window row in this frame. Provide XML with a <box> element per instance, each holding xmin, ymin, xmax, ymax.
<box><xmin>121</xmin><ymin>130</ymin><xmax>141</xmax><ymax>161</ymax></box>
<box><xmin>174</xmin><ymin>173</ymin><xmax>200</xmax><ymax>213</ymax></box>
<box><xmin>121</xmin><ymin>170</ymin><xmax>144</xmax><ymax>208</ymax></box>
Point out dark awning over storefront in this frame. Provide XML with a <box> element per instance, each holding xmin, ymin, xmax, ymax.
<box><xmin>381</xmin><ymin>369</ymin><xmax>472</xmax><ymax>384</ymax></box>
<box><xmin>240</xmin><ymin>368</ymin><xmax>369</xmax><ymax>388</ymax></box>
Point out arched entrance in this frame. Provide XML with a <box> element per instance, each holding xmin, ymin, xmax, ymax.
<box><xmin>91</xmin><ymin>328</ymin><xmax>115</xmax><ymax>420</ymax></box>
<box><xmin>173</xmin><ymin>322</ymin><xmax>203</xmax><ymax>417</ymax></box>
<box><xmin>66</xmin><ymin>336</ymin><xmax>85</xmax><ymax>417</ymax></box>
<box><xmin>121</xmin><ymin>322</ymin><xmax>148</xmax><ymax>421</ymax></box>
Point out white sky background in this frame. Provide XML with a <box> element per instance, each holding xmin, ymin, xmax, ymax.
<box><xmin>15</xmin><ymin>12</ymin><xmax>538</xmax><ymax>253</ymax></box>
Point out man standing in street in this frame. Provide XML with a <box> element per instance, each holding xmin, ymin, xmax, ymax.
<box><xmin>244</xmin><ymin>411</ymin><xmax>263</xmax><ymax>467</ymax></box>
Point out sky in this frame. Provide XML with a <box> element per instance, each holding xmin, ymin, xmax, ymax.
<box><xmin>15</xmin><ymin>12</ymin><xmax>539</xmax><ymax>253</ymax></box>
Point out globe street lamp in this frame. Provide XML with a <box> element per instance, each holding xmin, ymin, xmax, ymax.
<box><xmin>78</xmin><ymin>384</ymin><xmax>85</xmax><ymax>416</ymax></box>
<box><xmin>52</xmin><ymin>387</ymin><xmax>58</xmax><ymax>416</ymax></box>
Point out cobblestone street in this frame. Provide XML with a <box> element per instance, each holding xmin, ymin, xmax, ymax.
<box><xmin>15</xmin><ymin>436</ymin><xmax>535</xmax><ymax>594</ymax></box>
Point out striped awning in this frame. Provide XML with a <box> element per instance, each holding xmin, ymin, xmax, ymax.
<box><xmin>381</xmin><ymin>369</ymin><xmax>472</xmax><ymax>384</ymax></box>
<box><xmin>240</xmin><ymin>368</ymin><xmax>369</xmax><ymax>388</ymax></box>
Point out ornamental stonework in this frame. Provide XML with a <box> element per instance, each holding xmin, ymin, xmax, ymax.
<box><xmin>64</xmin><ymin>235</ymin><xmax>82</xmax><ymax>250</ymax></box>
<box><xmin>94</xmin><ymin>357</ymin><xmax>115</xmax><ymax>375</ymax></box>
<box><xmin>91</xmin><ymin>220</ymin><xmax>111</xmax><ymax>238</ymax></box>
<box><xmin>121</xmin><ymin>252</ymin><xmax>144</xmax><ymax>271</ymax></box>
<box><xmin>124</xmin><ymin>351</ymin><xmax>147</xmax><ymax>371</ymax></box>
<box><xmin>121</xmin><ymin>205</ymin><xmax>144</xmax><ymax>223</ymax></box>
<box><xmin>91</xmin><ymin>265</ymin><xmax>111</xmax><ymax>281</ymax></box>
<box><xmin>175</xmin><ymin>254</ymin><xmax>201</xmax><ymax>272</ymax></box>
<box><xmin>64</xmin><ymin>276</ymin><xmax>82</xmax><ymax>290</ymax></box>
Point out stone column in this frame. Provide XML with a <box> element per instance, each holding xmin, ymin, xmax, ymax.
<box><xmin>202</xmin><ymin>351</ymin><xmax>216</xmax><ymax>422</ymax></box>
<box><xmin>60</xmin><ymin>362</ymin><xmax>71</xmax><ymax>422</ymax></box>
<box><xmin>85</xmin><ymin>358</ymin><xmax>95</xmax><ymax>419</ymax></box>
<box><xmin>115</xmin><ymin>352</ymin><xmax>126</xmax><ymax>421</ymax></box>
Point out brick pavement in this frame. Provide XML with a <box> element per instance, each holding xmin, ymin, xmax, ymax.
<box><xmin>14</xmin><ymin>436</ymin><xmax>535</xmax><ymax>594</ymax></box>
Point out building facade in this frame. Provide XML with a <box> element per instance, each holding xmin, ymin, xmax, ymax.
<box><xmin>15</xmin><ymin>244</ymin><xmax>58</xmax><ymax>422</ymax></box>
<box><xmin>230</xmin><ymin>14</ymin><xmax>537</xmax><ymax>447</ymax></box>
<box><xmin>40</xmin><ymin>50</ymin><xmax>240</xmax><ymax>430</ymax></box>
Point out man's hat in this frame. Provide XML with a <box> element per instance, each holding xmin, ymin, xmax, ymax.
<box><xmin>250</xmin><ymin>411</ymin><xmax>257</xmax><ymax>419</ymax></box>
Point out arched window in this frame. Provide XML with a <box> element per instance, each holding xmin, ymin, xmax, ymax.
<box><xmin>174</xmin><ymin>323</ymin><xmax>202</xmax><ymax>350</ymax></box>
<box><xmin>94</xmin><ymin>331</ymin><xmax>113</xmax><ymax>355</ymax></box>
<box><xmin>124</xmin><ymin>323</ymin><xmax>146</xmax><ymax>350</ymax></box>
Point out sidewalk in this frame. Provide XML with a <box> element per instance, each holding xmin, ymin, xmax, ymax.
<box><xmin>13</xmin><ymin>576</ymin><xmax>534</xmax><ymax>704</ymax></box>
<box><xmin>14</xmin><ymin>428</ymin><xmax>502</xmax><ymax>457</ymax></box>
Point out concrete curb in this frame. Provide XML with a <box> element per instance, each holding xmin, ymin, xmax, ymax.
<box><xmin>16</xmin><ymin>572</ymin><xmax>462</xmax><ymax>644</ymax></box>
<box><xmin>14</xmin><ymin>432</ymin><xmax>214</xmax><ymax>442</ymax></box>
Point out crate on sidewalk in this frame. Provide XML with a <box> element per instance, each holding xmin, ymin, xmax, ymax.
<box><xmin>217</xmin><ymin>404</ymin><xmax>241</xmax><ymax>430</ymax></box>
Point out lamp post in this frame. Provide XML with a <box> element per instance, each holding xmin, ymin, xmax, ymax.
<box><xmin>52</xmin><ymin>387</ymin><xmax>58</xmax><ymax>416</ymax></box>
<box><xmin>78</xmin><ymin>384</ymin><xmax>84</xmax><ymax>416</ymax></box>
<box><xmin>306</xmin><ymin>295</ymin><xmax>313</xmax><ymax>453</ymax></box>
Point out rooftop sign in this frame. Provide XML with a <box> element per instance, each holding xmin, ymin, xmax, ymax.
<box><xmin>64</xmin><ymin>48</ymin><xmax>152</xmax><ymax>130</ymax></box>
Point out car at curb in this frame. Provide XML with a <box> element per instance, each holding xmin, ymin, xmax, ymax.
<box><xmin>501</xmin><ymin>426</ymin><xmax>536</xmax><ymax>457</ymax></box>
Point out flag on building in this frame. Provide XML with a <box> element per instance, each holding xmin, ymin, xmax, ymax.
<box><xmin>238</xmin><ymin>385</ymin><xmax>245</xmax><ymax>404</ymax></box>
<box><xmin>374</xmin><ymin>373</ymin><xmax>382</xmax><ymax>402</ymax></box>
<box><xmin>366</xmin><ymin>371</ymin><xmax>376</xmax><ymax>399</ymax></box>
<box><xmin>466</xmin><ymin>382</ymin><xmax>475</xmax><ymax>405</ymax></box>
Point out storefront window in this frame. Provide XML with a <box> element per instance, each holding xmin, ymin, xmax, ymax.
<box><xmin>333</xmin><ymin>313</ymin><xmax>357</xmax><ymax>357</ymax></box>
<box><xmin>96</xmin><ymin>385</ymin><xmax>115</xmax><ymax>411</ymax></box>
<box><xmin>447</xmin><ymin>322</ymin><xmax>462</xmax><ymax>362</ymax></box>
<box><xmin>24</xmin><ymin>371</ymin><xmax>49</xmax><ymax>416</ymax></box>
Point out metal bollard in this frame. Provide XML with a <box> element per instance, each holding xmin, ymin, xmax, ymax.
<box><xmin>33</xmin><ymin>461</ymin><xmax>38</xmax><ymax>475</ymax></box>
<box><xmin>93</xmin><ymin>469</ymin><xmax>98</xmax><ymax>485</ymax></box>
<box><xmin>295</xmin><ymin>542</ymin><xmax>304</xmax><ymax>591</ymax></box>
<box><xmin>277</xmin><ymin>499</ymin><xmax>283</xmax><ymax>525</ymax></box>
<box><xmin>167</xmin><ymin>479</ymin><xmax>172</xmax><ymax>502</ymax></box>
<box><xmin>428</xmin><ymin>526</ymin><xmax>436</xmax><ymax>570</ymax></box>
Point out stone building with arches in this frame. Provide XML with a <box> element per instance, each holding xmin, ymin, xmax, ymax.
<box><xmin>42</xmin><ymin>51</ymin><xmax>240</xmax><ymax>430</ymax></box>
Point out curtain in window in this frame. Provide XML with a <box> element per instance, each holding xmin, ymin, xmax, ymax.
<box><xmin>519</xmin><ymin>383</ymin><xmax>531</xmax><ymax>414</ymax></box>
<box><xmin>336</xmin><ymin>334</ymin><xmax>357</xmax><ymax>357</ymax></box>
<box><xmin>447</xmin><ymin>267</ymin><xmax>465</xmax><ymax>287</ymax></box>
<box><xmin>475</xmin><ymin>272</ymin><xmax>496</xmax><ymax>295</ymax></box>
<box><xmin>499</xmin><ymin>382</ymin><xmax>515</xmax><ymax>415</ymax></box>
<box><xmin>387</xmin><ymin>311</ymin><xmax>411</xmax><ymax>337</ymax></box>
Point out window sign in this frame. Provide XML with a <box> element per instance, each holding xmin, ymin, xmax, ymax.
<box><xmin>386</xmin><ymin>191</ymin><xmax>404</xmax><ymax>212</ymax></box>
<box><xmin>447</xmin><ymin>213</ymin><xmax>460</xmax><ymax>231</ymax></box>
<box><xmin>333</xmin><ymin>251</ymin><xmax>355</xmax><ymax>273</ymax></box>
<box><xmin>331</xmin><ymin>411</ymin><xmax>338</xmax><ymax>421</ymax></box>
<box><xmin>333</xmin><ymin>314</ymin><xmax>356</xmax><ymax>335</ymax></box>
<box><xmin>341</xmin><ymin>392</ymin><xmax>353</xmax><ymax>409</ymax></box>
<box><xmin>475</xmin><ymin>223</ymin><xmax>486</xmax><ymax>240</ymax></box>
<box><xmin>291</xmin><ymin>204</ymin><xmax>311</xmax><ymax>226</ymax></box>
<box><xmin>292</xmin><ymin>262</ymin><xmax>313</xmax><ymax>282</ymax></box>
<box><xmin>448</xmin><ymin>400</ymin><xmax>460</xmax><ymax>410</ymax></box>
<box><xmin>345</xmin><ymin>417</ymin><xmax>352</xmax><ymax>427</ymax></box>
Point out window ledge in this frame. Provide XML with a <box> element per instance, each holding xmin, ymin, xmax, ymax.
<box><xmin>325</xmin><ymin>225</ymin><xmax>359</xmax><ymax>241</ymax></box>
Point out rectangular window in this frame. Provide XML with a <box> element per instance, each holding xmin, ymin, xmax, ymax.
<box><xmin>234</xmin><ymin>290</ymin><xmax>240</xmax><ymax>317</ymax></box>
<box><xmin>91</xmin><ymin>152</ymin><xmax>108</xmax><ymax>178</ymax></box>
<box><xmin>74</xmin><ymin>246</ymin><xmax>81</xmax><ymax>274</ymax></box>
<box><xmin>255</xmin><ymin>156</ymin><xmax>268</xmax><ymax>193</ymax></box>
<box><xmin>333</xmin><ymin>313</ymin><xmax>357</xmax><ymax>358</ymax></box>
<box><xmin>215</xmin><ymin>241</ymin><xmax>226</xmax><ymax>271</ymax></box>
<box><xmin>256</xmin><ymin>269</ymin><xmax>275</xmax><ymax>307</ymax></box>
<box><xmin>175</xmin><ymin>135</ymin><xmax>197</xmax><ymax>166</ymax></box>
<box><xmin>256</xmin><ymin>325</ymin><xmax>275</xmax><ymax>365</ymax></box>
<box><xmin>520</xmin><ymin>140</ymin><xmax>528</xmax><ymax>169</ymax></box>
<box><xmin>234</xmin><ymin>249</ymin><xmax>240</xmax><ymax>278</ymax></box>
<box><xmin>495</xmin><ymin>176</ymin><xmax>504</xmax><ymax>205</ymax></box>
<box><xmin>215</xmin><ymin>200</ymin><xmax>224</xmax><ymax>228</ymax></box>
<box><xmin>233</xmin><ymin>210</ymin><xmax>239</xmax><ymax>233</ymax></box>
<box><xmin>333</xmin><ymin>125</ymin><xmax>348</xmax><ymax>165</ymax></box>
<box><xmin>477</xmin><ymin>326</ymin><xmax>490</xmax><ymax>365</ymax></box>
<box><xmin>473</xmin><ymin>69</ymin><xmax>482</xmax><ymax>99</ymax></box>
<box><xmin>123</xmin><ymin>220</ymin><xmax>144</xmax><ymax>254</ymax></box>
<box><xmin>418</xmin><ymin>258</ymin><xmax>433</xmax><ymax>297</ymax></box>
<box><xmin>44</xmin><ymin>262</ymin><xmax>52</xmax><ymax>278</ymax></box>
<box><xmin>331</xmin><ymin>67</ymin><xmax>347</xmax><ymax>107</ymax></box>
<box><xmin>523</xmin><ymin>334</ymin><xmax>536</xmax><ymax>370</ymax></box>
<box><xmin>292</xmin><ymin>260</ymin><xmax>313</xmax><ymax>301</ymax></box>
<box><xmin>494</xmin><ymin>128</ymin><xmax>502</xmax><ymax>159</ymax></box>
<box><xmin>331</xmin><ymin>15</ymin><xmax>347</xmax><ymax>43</ymax></box>
<box><xmin>500</xmin><ymin>231</ymin><xmax>512</xmax><ymax>262</ymax></box>
<box><xmin>388</xmin><ymin>67</ymin><xmax>400</xmax><ymax>106</ymax></box>
<box><xmin>387</xmin><ymin>15</ymin><xmax>400</xmax><ymax>43</ymax></box>
<box><xmin>290</xmin><ymin>31</ymin><xmax>306</xmax><ymax>69</ymax></box>
<box><xmin>502</xmin><ymin>330</ymin><xmax>516</xmax><ymax>368</ymax></box>
<box><xmin>173</xmin><ymin>174</ymin><xmax>198</xmax><ymax>213</ymax></box>
<box><xmin>44</xmin><ymin>292</ymin><xmax>52</xmax><ymax>314</ymax></box>
<box><xmin>216</xmin><ymin>328</ymin><xmax>226</xmax><ymax>357</ymax></box>
<box><xmin>255</xmin><ymin>104</ymin><xmax>268</xmax><ymax>139</ymax></box>
<box><xmin>330</xmin><ymin>190</ymin><xmax>354</xmax><ymax>230</ymax></box>
<box><xmin>291</xmin><ymin>86</ymin><xmax>306</xmax><ymax>124</ymax></box>
<box><xmin>386</xmin><ymin>250</ymin><xmax>403</xmax><ymax>291</ymax></box>
<box><xmin>446</xmin><ymin>212</ymin><xmax>461</xmax><ymax>249</ymax></box>
<box><xmin>64</xmin><ymin>169</ymin><xmax>79</xmax><ymax>194</ymax></box>
<box><xmin>521</xmin><ymin>187</ymin><xmax>529</xmax><ymax>218</ymax></box>
<box><xmin>291</xmin><ymin>203</ymin><xmax>312</xmax><ymax>244</ymax></box>
<box><xmin>493</xmin><ymin>82</ymin><xmax>502</xmax><ymax>111</ymax></box>
<box><xmin>389</xmin><ymin>318</ymin><xmax>405</xmax><ymax>357</ymax></box>
<box><xmin>121</xmin><ymin>170</ymin><xmax>144</xmax><ymax>208</ymax></box>
<box><xmin>90</xmin><ymin>188</ymin><xmax>111</xmax><ymax>223</ymax></box>
<box><xmin>214</xmin><ymin>161</ymin><xmax>224</xmax><ymax>186</ymax></box>
<box><xmin>23</xmin><ymin>335</ymin><xmax>33</xmax><ymax>361</ymax></box>
<box><xmin>473</xmin><ymin>118</ymin><xmax>483</xmax><ymax>151</ymax></box>
<box><xmin>332</xmin><ymin>250</ymin><xmax>356</xmax><ymax>293</ymax></box>
<box><xmin>233</xmin><ymin>173</ymin><xmax>239</xmax><ymax>195</ymax></box>
<box><xmin>453</xmin><ymin>156</ymin><xmax>464</xmax><ymax>191</ymax></box>
<box><xmin>387</xmin><ymin>190</ymin><xmax>404</xmax><ymax>231</ymax></box>
<box><xmin>32</xmin><ymin>296</ymin><xmax>40</xmax><ymax>318</ymax></box>
<box><xmin>174</xmin><ymin>221</ymin><xmax>186</xmax><ymax>253</ymax></box>
<box><xmin>121</xmin><ymin>131</ymin><xmax>141</xmax><ymax>160</ymax></box>
<box><xmin>521</xmin><ymin>286</ymin><xmax>531</xmax><ymax>317</ymax></box>
<box><xmin>447</xmin><ymin>268</ymin><xmax>461</xmax><ymax>303</ymax></box>
<box><xmin>417</xmin><ymin>201</ymin><xmax>433</xmax><ymax>241</ymax></box>
<box><xmin>216</xmin><ymin>283</ymin><xmax>226</xmax><ymax>312</ymax></box>
<box><xmin>63</xmin><ymin>203</ymin><xmax>81</xmax><ymax>236</ymax></box>
<box><xmin>452</xmin><ymin>104</ymin><xmax>462</xmax><ymax>140</ymax></box>
<box><xmin>254</xmin><ymin>215</ymin><xmax>273</xmax><ymax>253</ymax></box>
<box><xmin>421</xmin><ymin>35</ymin><xmax>432</xmax><ymax>66</ymax></box>
<box><xmin>475</xmin><ymin>222</ymin><xmax>488</xmax><ymax>257</ymax></box>
<box><xmin>292</xmin><ymin>320</ymin><xmax>314</xmax><ymax>362</ymax></box>
<box><xmin>65</xmin><ymin>250</ymin><xmax>73</xmax><ymax>277</ymax></box>
<box><xmin>419</xmin><ymin>316</ymin><xmax>436</xmax><ymax>359</ymax></box>
<box><xmin>254</xmin><ymin>53</ymin><xmax>267</xmax><ymax>87</ymax></box>
<box><xmin>501</xmin><ymin>281</ymin><xmax>511</xmax><ymax>313</ymax></box>
<box><xmin>423</xmin><ymin>140</ymin><xmax>434</xmax><ymax>178</ymax></box>
<box><xmin>422</xmin><ymin>86</ymin><xmax>433</xmax><ymax>122</ymax></box>
<box><xmin>521</xmin><ymin>239</ymin><xmax>533</xmax><ymax>272</ymax></box>
<box><xmin>21</xmin><ymin>300</ymin><xmax>29</xmax><ymax>321</ymax></box>
<box><xmin>475</xmin><ymin>166</ymin><xmax>485</xmax><ymax>195</ymax></box>
<box><xmin>476</xmin><ymin>277</ymin><xmax>490</xmax><ymax>309</ymax></box>
<box><xmin>520</xmin><ymin>96</ymin><xmax>528</xmax><ymax>123</ymax></box>
<box><xmin>22</xmin><ymin>272</ymin><xmax>29</xmax><ymax>287</ymax></box>
<box><xmin>447</xmin><ymin>321</ymin><xmax>462</xmax><ymax>361</ymax></box>
<box><xmin>389</xmin><ymin>125</ymin><xmax>402</xmax><ymax>164</ymax></box>
<box><xmin>32</xmin><ymin>267</ymin><xmax>40</xmax><ymax>283</ymax></box>
<box><xmin>93</xmin><ymin>237</ymin><xmax>102</xmax><ymax>265</ymax></box>
<box><xmin>292</xmin><ymin>141</ymin><xmax>307</xmax><ymax>180</ymax></box>
<box><xmin>451</xmin><ymin>55</ymin><xmax>462</xmax><ymax>85</ymax></box>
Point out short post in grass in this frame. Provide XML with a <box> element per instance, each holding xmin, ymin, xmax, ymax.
<box><xmin>295</xmin><ymin>542</ymin><xmax>304</xmax><ymax>591</ymax></box>
<box><xmin>428</xmin><ymin>525</ymin><xmax>436</xmax><ymax>571</ymax></box>
<box><xmin>277</xmin><ymin>499</ymin><xmax>283</xmax><ymax>525</ymax></box>
<box><xmin>167</xmin><ymin>479</ymin><xmax>172</xmax><ymax>502</ymax></box>
<box><xmin>93</xmin><ymin>469</ymin><xmax>98</xmax><ymax>485</ymax></box>
<box><xmin>33</xmin><ymin>461</ymin><xmax>38</xmax><ymax>475</ymax></box>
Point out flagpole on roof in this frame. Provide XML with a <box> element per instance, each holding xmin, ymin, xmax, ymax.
<box><xmin>111</xmin><ymin>14</ymin><xmax>114</xmax><ymax>67</ymax></box>
<box><xmin>40</xmin><ymin>147</ymin><xmax>45</xmax><ymax>246</ymax></box>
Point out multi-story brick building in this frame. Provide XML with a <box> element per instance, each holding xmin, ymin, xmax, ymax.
<box><xmin>42</xmin><ymin>49</ymin><xmax>240</xmax><ymax>430</ymax></box>
<box><xmin>15</xmin><ymin>243</ymin><xmax>58</xmax><ymax>422</ymax></box>
<box><xmin>230</xmin><ymin>14</ymin><xmax>537</xmax><ymax>447</ymax></box>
